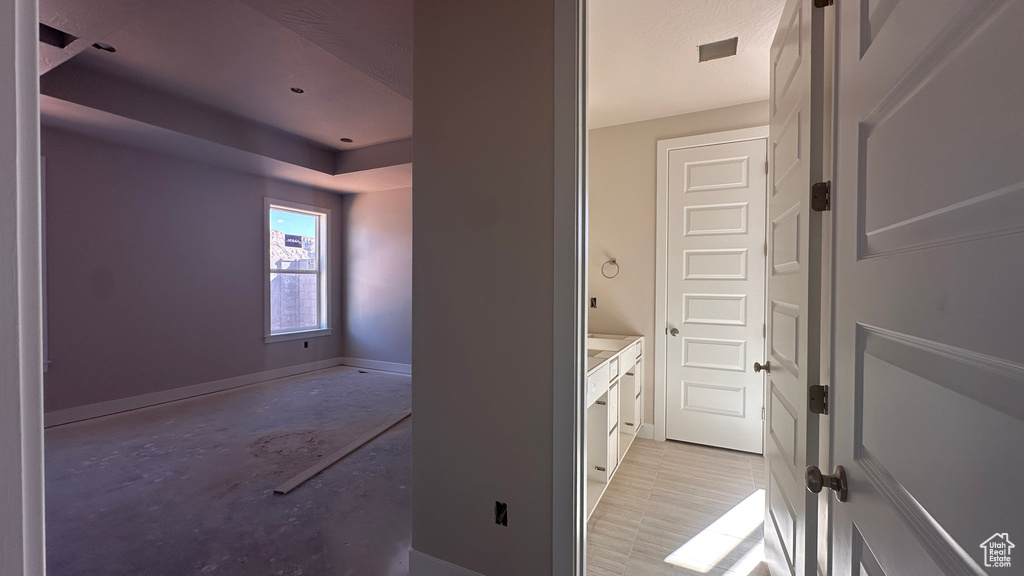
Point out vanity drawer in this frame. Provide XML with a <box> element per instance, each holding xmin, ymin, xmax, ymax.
<box><xmin>635</xmin><ymin>338</ymin><xmax>643</xmax><ymax>359</ymax></box>
<box><xmin>635</xmin><ymin>400</ymin><xmax>642</xmax><ymax>430</ymax></box>
<box><xmin>619</xmin><ymin>346</ymin><xmax>636</xmax><ymax>372</ymax></box>
<box><xmin>608</xmin><ymin>357</ymin><xmax>619</xmax><ymax>381</ymax></box>
<box><xmin>587</xmin><ymin>364</ymin><xmax>610</xmax><ymax>406</ymax></box>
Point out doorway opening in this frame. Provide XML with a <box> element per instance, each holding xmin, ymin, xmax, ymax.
<box><xmin>34</xmin><ymin>1</ymin><xmax>415</xmax><ymax>574</ymax></box>
<box><xmin>583</xmin><ymin>1</ymin><xmax>785</xmax><ymax>574</ymax></box>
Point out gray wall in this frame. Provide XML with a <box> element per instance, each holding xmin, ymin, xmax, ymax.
<box><xmin>41</xmin><ymin>126</ymin><xmax>349</xmax><ymax>413</ymax></box>
<box><xmin>345</xmin><ymin>186</ymin><xmax>412</xmax><ymax>365</ymax></box>
<box><xmin>587</xmin><ymin>101</ymin><xmax>769</xmax><ymax>424</ymax></box>
<box><xmin>412</xmin><ymin>0</ymin><xmax>578</xmax><ymax>574</ymax></box>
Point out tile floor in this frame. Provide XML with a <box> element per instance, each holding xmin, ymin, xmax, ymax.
<box><xmin>587</xmin><ymin>438</ymin><xmax>768</xmax><ymax>576</ymax></box>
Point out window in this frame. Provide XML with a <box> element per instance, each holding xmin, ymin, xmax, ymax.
<box><xmin>265</xmin><ymin>199</ymin><xmax>330</xmax><ymax>342</ymax></box>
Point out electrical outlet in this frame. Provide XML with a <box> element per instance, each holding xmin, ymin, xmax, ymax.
<box><xmin>495</xmin><ymin>501</ymin><xmax>508</xmax><ymax>526</ymax></box>
<box><xmin>590</xmin><ymin>297</ymin><xmax>597</xmax><ymax>308</ymax></box>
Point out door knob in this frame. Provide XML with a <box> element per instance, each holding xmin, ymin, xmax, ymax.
<box><xmin>805</xmin><ymin>465</ymin><xmax>848</xmax><ymax>502</ymax></box>
<box><xmin>753</xmin><ymin>361</ymin><xmax>770</xmax><ymax>373</ymax></box>
<box><xmin>670</xmin><ymin>328</ymin><xmax>679</xmax><ymax>337</ymax></box>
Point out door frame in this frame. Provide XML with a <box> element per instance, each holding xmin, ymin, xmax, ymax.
<box><xmin>654</xmin><ymin>126</ymin><xmax>769</xmax><ymax>443</ymax></box>
<box><xmin>1</xmin><ymin>0</ymin><xmax>46</xmax><ymax>573</ymax></box>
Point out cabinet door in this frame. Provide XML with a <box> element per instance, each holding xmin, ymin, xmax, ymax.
<box><xmin>607</xmin><ymin>428</ymin><xmax>619</xmax><ymax>476</ymax></box>
<box><xmin>607</xmin><ymin>382</ymin><xmax>619</xmax><ymax>434</ymax></box>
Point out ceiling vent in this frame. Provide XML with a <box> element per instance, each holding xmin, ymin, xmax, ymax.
<box><xmin>698</xmin><ymin>37</ymin><xmax>739</xmax><ymax>62</ymax></box>
<box><xmin>39</xmin><ymin>23</ymin><xmax>77</xmax><ymax>49</ymax></box>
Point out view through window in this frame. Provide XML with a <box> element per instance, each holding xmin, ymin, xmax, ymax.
<box><xmin>268</xmin><ymin>203</ymin><xmax>327</xmax><ymax>335</ymax></box>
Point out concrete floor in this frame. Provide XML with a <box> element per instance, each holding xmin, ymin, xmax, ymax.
<box><xmin>45</xmin><ymin>366</ymin><xmax>412</xmax><ymax>576</ymax></box>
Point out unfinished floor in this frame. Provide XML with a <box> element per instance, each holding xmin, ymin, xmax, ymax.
<box><xmin>45</xmin><ymin>366</ymin><xmax>412</xmax><ymax>576</ymax></box>
<box><xmin>587</xmin><ymin>438</ymin><xmax>768</xmax><ymax>576</ymax></box>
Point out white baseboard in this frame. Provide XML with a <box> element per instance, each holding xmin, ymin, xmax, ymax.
<box><xmin>341</xmin><ymin>356</ymin><xmax>412</xmax><ymax>375</ymax></box>
<box><xmin>44</xmin><ymin>357</ymin><xmax>348</xmax><ymax>427</ymax></box>
<box><xmin>638</xmin><ymin>423</ymin><xmax>655</xmax><ymax>440</ymax></box>
<box><xmin>409</xmin><ymin>549</ymin><xmax>486</xmax><ymax>576</ymax></box>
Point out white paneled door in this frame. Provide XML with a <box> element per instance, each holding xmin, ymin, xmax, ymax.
<box><xmin>765</xmin><ymin>0</ymin><xmax>824</xmax><ymax>574</ymax></box>
<box><xmin>831</xmin><ymin>1</ymin><xmax>1024</xmax><ymax>574</ymax></box>
<box><xmin>664</xmin><ymin>137</ymin><xmax>767</xmax><ymax>454</ymax></box>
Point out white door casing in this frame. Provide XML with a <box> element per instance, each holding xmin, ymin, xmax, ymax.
<box><xmin>663</xmin><ymin>137</ymin><xmax>767</xmax><ymax>454</ymax></box>
<box><xmin>1</xmin><ymin>0</ymin><xmax>46</xmax><ymax>574</ymax></box>
<box><xmin>765</xmin><ymin>0</ymin><xmax>824</xmax><ymax>574</ymax></box>
<box><xmin>832</xmin><ymin>1</ymin><xmax>1024</xmax><ymax>574</ymax></box>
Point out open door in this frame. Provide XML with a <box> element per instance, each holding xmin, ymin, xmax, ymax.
<box><xmin>831</xmin><ymin>0</ymin><xmax>1024</xmax><ymax>573</ymax></box>
<box><xmin>764</xmin><ymin>0</ymin><xmax>824</xmax><ymax>574</ymax></box>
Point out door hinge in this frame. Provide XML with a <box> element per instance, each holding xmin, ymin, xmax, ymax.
<box><xmin>763</xmin><ymin>324</ymin><xmax>767</xmax><ymax>338</ymax></box>
<box><xmin>809</xmin><ymin>385</ymin><xmax>829</xmax><ymax>415</ymax></box>
<box><xmin>764</xmin><ymin>242</ymin><xmax>768</xmax><ymax>256</ymax></box>
<box><xmin>811</xmin><ymin>181</ymin><xmax>832</xmax><ymax>212</ymax></box>
<box><xmin>761</xmin><ymin>407</ymin><xmax>765</xmax><ymax>420</ymax></box>
<box><xmin>765</xmin><ymin>160</ymin><xmax>769</xmax><ymax>175</ymax></box>
<box><xmin>814</xmin><ymin>0</ymin><xmax>834</xmax><ymax>7</ymax></box>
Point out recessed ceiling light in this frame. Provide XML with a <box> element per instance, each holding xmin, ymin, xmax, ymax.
<box><xmin>92</xmin><ymin>42</ymin><xmax>116</xmax><ymax>53</ymax></box>
<box><xmin>339</xmin><ymin>138</ymin><xmax>353</xmax><ymax>143</ymax></box>
<box><xmin>290</xmin><ymin>87</ymin><xmax>304</xmax><ymax>94</ymax></box>
<box><xmin>698</xmin><ymin>37</ymin><xmax>738</xmax><ymax>62</ymax></box>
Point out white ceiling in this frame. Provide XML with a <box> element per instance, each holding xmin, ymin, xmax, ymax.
<box><xmin>38</xmin><ymin>0</ymin><xmax>413</xmax><ymax>193</ymax></box>
<box><xmin>64</xmin><ymin>0</ymin><xmax>412</xmax><ymax>150</ymax></box>
<box><xmin>588</xmin><ymin>0</ymin><xmax>786</xmax><ymax>129</ymax></box>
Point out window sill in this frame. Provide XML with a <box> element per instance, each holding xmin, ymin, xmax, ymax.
<box><xmin>264</xmin><ymin>328</ymin><xmax>332</xmax><ymax>344</ymax></box>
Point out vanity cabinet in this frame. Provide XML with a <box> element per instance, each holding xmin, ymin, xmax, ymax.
<box><xmin>586</xmin><ymin>333</ymin><xmax>645</xmax><ymax>517</ymax></box>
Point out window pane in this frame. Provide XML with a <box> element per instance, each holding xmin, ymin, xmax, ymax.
<box><xmin>269</xmin><ymin>208</ymin><xmax>318</xmax><ymax>271</ymax></box>
<box><xmin>270</xmin><ymin>272</ymin><xmax>319</xmax><ymax>332</ymax></box>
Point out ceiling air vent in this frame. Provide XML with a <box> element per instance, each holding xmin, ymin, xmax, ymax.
<box><xmin>39</xmin><ymin>23</ymin><xmax>77</xmax><ymax>49</ymax></box>
<box><xmin>698</xmin><ymin>37</ymin><xmax>739</xmax><ymax>62</ymax></box>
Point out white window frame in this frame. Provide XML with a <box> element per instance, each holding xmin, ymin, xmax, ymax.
<box><xmin>264</xmin><ymin>198</ymin><xmax>332</xmax><ymax>343</ymax></box>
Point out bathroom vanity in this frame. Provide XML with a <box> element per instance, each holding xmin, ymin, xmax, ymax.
<box><xmin>586</xmin><ymin>333</ymin><xmax>645</xmax><ymax>517</ymax></box>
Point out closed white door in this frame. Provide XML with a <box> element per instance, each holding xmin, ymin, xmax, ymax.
<box><xmin>664</xmin><ymin>137</ymin><xmax>767</xmax><ymax>454</ymax></box>
<box><xmin>831</xmin><ymin>1</ymin><xmax>1024</xmax><ymax>574</ymax></box>
<box><xmin>765</xmin><ymin>0</ymin><xmax>824</xmax><ymax>574</ymax></box>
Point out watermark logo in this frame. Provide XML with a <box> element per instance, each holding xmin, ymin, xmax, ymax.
<box><xmin>980</xmin><ymin>533</ymin><xmax>1014</xmax><ymax>568</ymax></box>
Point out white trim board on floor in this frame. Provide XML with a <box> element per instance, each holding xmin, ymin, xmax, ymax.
<box><xmin>44</xmin><ymin>357</ymin><xmax>352</xmax><ymax>427</ymax></box>
<box><xmin>409</xmin><ymin>549</ymin><xmax>487</xmax><ymax>576</ymax></box>
<box><xmin>654</xmin><ymin>126</ymin><xmax>770</xmax><ymax>443</ymax></box>
<box><xmin>340</xmin><ymin>357</ymin><xmax>412</xmax><ymax>375</ymax></box>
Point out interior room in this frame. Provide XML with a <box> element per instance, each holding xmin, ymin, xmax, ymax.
<box><xmin>35</xmin><ymin>3</ymin><xmax>784</xmax><ymax>574</ymax></box>
<box><xmin>584</xmin><ymin>2</ymin><xmax>783</xmax><ymax>575</ymax></box>
<box><xmin>35</xmin><ymin>0</ymin><xmax>414</xmax><ymax>574</ymax></box>
<box><xmin>6</xmin><ymin>1</ymin><xmax>1023</xmax><ymax>576</ymax></box>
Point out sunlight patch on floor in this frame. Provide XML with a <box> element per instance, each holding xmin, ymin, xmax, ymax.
<box><xmin>664</xmin><ymin>489</ymin><xmax>766</xmax><ymax>572</ymax></box>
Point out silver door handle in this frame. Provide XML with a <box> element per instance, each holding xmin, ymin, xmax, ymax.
<box><xmin>754</xmin><ymin>361</ymin><xmax>770</xmax><ymax>373</ymax></box>
<box><xmin>669</xmin><ymin>328</ymin><xmax>679</xmax><ymax>337</ymax></box>
<box><xmin>806</xmin><ymin>465</ymin><xmax>848</xmax><ymax>502</ymax></box>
